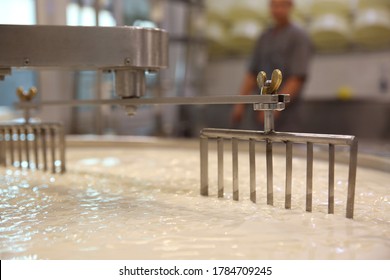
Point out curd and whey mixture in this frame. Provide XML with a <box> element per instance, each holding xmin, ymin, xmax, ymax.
<box><xmin>0</xmin><ymin>144</ymin><xmax>389</xmax><ymax>259</ymax></box>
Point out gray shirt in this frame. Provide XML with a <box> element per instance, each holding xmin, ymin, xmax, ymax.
<box><xmin>248</xmin><ymin>23</ymin><xmax>312</xmax><ymax>92</ymax></box>
<box><xmin>248</xmin><ymin>23</ymin><xmax>312</xmax><ymax>131</ymax></box>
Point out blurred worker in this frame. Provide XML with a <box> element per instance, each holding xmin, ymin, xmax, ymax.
<box><xmin>232</xmin><ymin>0</ymin><xmax>312</xmax><ymax>131</ymax></box>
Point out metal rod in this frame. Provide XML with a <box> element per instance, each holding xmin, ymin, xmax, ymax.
<box><xmin>41</xmin><ymin>128</ymin><xmax>47</xmax><ymax>172</ymax></box>
<box><xmin>4</xmin><ymin>129</ymin><xmax>9</xmax><ymax>166</ymax></box>
<box><xmin>266</xmin><ymin>139</ymin><xmax>273</xmax><ymax>205</ymax></box>
<box><xmin>249</xmin><ymin>138</ymin><xmax>256</xmax><ymax>203</ymax></box>
<box><xmin>232</xmin><ymin>138</ymin><xmax>239</xmax><ymax>201</ymax></box>
<box><xmin>9</xmin><ymin>127</ymin><xmax>14</xmax><ymax>165</ymax></box>
<box><xmin>50</xmin><ymin>126</ymin><xmax>56</xmax><ymax>173</ymax></box>
<box><xmin>285</xmin><ymin>141</ymin><xmax>293</xmax><ymax>209</ymax></box>
<box><xmin>264</xmin><ymin>111</ymin><xmax>274</xmax><ymax>133</ymax></box>
<box><xmin>328</xmin><ymin>144</ymin><xmax>335</xmax><ymax>214</ymax></box>
<box><xmin>17</xmin><ymin>128</ymin><xmax>22</xmax><ymax>167</ymax></box>
<box><xmin>306</xmin><ymin>142</ymin><xmax>314</xmax><ymax>212</ymax></box>
<box><xmin>24</xmin><ymin>127</ymin><xmax>30</xmax><ymax>169</ymax></box>
<box><xmin>5</xmin><ymin>129</ymin><xmax>8</xmax><ymax>166</ymax></box>
<box><xmin>94</xmin><ymin>0</ymin><xmax>104</xmax><ymax>137</ymax></box>
<box><xmin>16</xmin><ymin>95</ymin><xmax>283</xmax><ymax>108</ymax></box>
<box><xmin>24</xmin><ymin>108</ymin><xmax>30</xmax><ymax>124</ymax></box>
<box><xmin>0</xmin><ymin>129</ymin><xmax>5</xmax><ymax>166</ymax></box>
<box><xmin>200</xmin><ymin>136</ymin><xmax>208</xmax><ymax>196</ymax></box>
<box><xmin>59</xmin><ymin>125</ymin><xmax>66</xmax><ymax>173</ymax></box>
<box><xmin>201</xmin><ymin>128</ymin><xmax>355</xmax><ymax>146</ymax></box>
<box><xmin>346</xmin><ymin>139</ymin><xmax>358</xmax><ymax>219</ymax></box>
<box><xmin>217</xmin><ymin>137</ymin><xmax>224</xmax><ymax>198</ymax></box>
<box><xmin>33</xmin><ymin>127</ymin><xmax>39</xmax><ymax>169</ymax></box>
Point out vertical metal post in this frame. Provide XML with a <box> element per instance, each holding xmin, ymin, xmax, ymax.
<box><xmin>200</xmin><ymin>136</ymin><xmax>208</xmax><ymax>196</ymax></box>
<box><xmin>232</xmin><ymin>138</ymin><xmax>239</xmax><ymax>201</ymax></box>
<box><xmin>306</xmin><ymin>142</ymin><xmax>314</xmax><ymax>212</ymax></box>
<box><xmin>285</xmin><ymin>141</ymin><xmax>293</xmax><ymax>209</ymax></box>
<box><xmin>249</xmin><ymin>139</ymin><xmax>256</xmax><ymax>203</ymax></box>
<box><xmin>17</xmin><ymin>128</ymin><xmax>22</xmax><ymax>167</ymax></box>
<box><xmin>346</xmin><ymin>139</ymin><xmax>358</xmax><ymax>219</ymax></box>
<box><xmin>0</xmin><ymin>129</ymin><xmax>6</xmax><ymax>166</ymax></box>
<box><xmin>217</xmin><ymin>137</ymin><xmax>224</xmax><ymax>198</ymax></box>
<box><xmin>264</xmin><ymin>111</ymin><xmax>274</xmax><ymax>133</ymax></box>
<box><xmin>94</xmin><ymin>0</ymin><xmax>104</xmax><ymax>135</ymax></box>
<box><xmin>33</xmin><ymin>127</ymin><xmax>39</xmax><ymax>170</ymax></box>
<box><xmin>23</xmin><ymin>107</ymin><xmax>30</xmax><ymax>125</ymax></box>
<box><xmin>59</xmin><ymin>125</ymin><xmax>66</xmax><ymax>173</ymax></box>
<box><xmin>4</xmin><ymin>128</ymin><xmax>9</xmax><ymax>167</ymax></box>
<box><xmin>41</xmin><ymin>128</ymin><xmax>48</xmax><ymax>172</ymax></box>
<box><xmin>9</xmin><ymin>127</ymin><xmax>14</xmax><ymax>165</ymax></box>
<box><xmin>24</xmin><ymin>127</ymin><xmax>30</xmax><ymax>169</ymax></box>
<box><xmin>266</xmin><ymin>139</ymin><xmax>273</xmax><ymax>205</ymax></box>
<box><xmin>328</xmin><ymin>144</ymin><xmax>335</xmax><ymax>214</ymax></box>
<box><xmin>50</xmin><ymin>126</ymin><xmax>56</xmax><ymax>173</ymax></box>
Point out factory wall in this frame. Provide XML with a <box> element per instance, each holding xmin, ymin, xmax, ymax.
<box><xmin>205</xmin><ymin>51</ymin><xmax>390</xmax><ymax>100</ymax></box>
<box><xmin>202</xmin><ymin>51</ymin><xmax>390</xmax><ymax>139</ymax></box>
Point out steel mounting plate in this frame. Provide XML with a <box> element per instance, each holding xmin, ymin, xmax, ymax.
<box><xmin>0</xmin><ymin>24</ymin><xmax>168</xmax><ymax>70</ymax></box>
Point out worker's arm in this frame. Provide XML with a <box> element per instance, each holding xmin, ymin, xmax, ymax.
<box><xmin>231</xmin><ymin>72</ymin><xmax>258</xmax><ymax>125</ymax></box>
<box><xmin>279</xmin><ymin>76</ymin><xmax>304</xmax><ymax>102</ymax></box>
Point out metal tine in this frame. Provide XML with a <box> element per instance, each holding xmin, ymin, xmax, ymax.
<box><xmin>33</xmin><ymin>126</ymin><xmax>39</xmax><ymax>170</ymax></box>
<box><xmin>249</xmin><ymin>139</ymin><xmax>256</xmax><ymax>203</ymax></box>
<box><xmin>59</xmin><ymin>125</ymin><xmax>66</xmax><ymax>173</ymax></box>
<box><xmin>328</xmin><ymin>144</ymin><xmax>335</xmax><ymax>214</ymax></box>
<box><xmin>232</xmin><ymin>138</ymin><xmax>239</xmax><ymax>201</ymax></box>
<box><xmin>285</xmin><ymin>141</ymin><xmax>293</xmax><ymax>209</ymax></box>
<box><xmin>0</xmin><ymin>128</ymin><xmax>6</xmax><ymax>167</ymax></box>
<box><xmin>306</xmin><ymin>142</ymin><xmax>314</xmax><ymax>212</ymax></box>
<box><xmin>50</xmin><ymin>125</ymin><xmax>56</xmax><ymax>173</ymax></box>
<box><xmin>6</xmin><ymin>128</ymin><xmax>10</xmax><ymax>166</ymax></box>
<box><xmin>17</xmin><ymin>127</ymin><xmax>23</xmax><ymax>168</ymax></box>
<box><xmin>41</xmin><ymin>126</ymin><xmax>48</xmax><ymax>172</ymax></box>
<box><xmin>200</xmin><ymin>136</ymin><xmax>208</xmax><ymax>196</ymax></box>
<box><xmin>3</xmin><ymin>128</ymin><xmax>8</xmax><ymax>166</ymax></box>
<box><xmin>24</xmin><ymin>126</ymin><xmax>30</xmax><ymax>169</ymax></box>
<box><xmin>8</xmin><ymin>127</ymin><xmax>14</xmax><ymax>166</ymax></box>
<box><xmin>217</xmin><ymin>137</ymin><xmax>224</xmax><ymax>198</ymax></box>
<box><xmin>346</xmin><ymin>139</ymin><xmax>358</xmax><ymax>219</ymax></box>
<box><xmin>266</xmin><ymin>139</ymin><xmax>273</xmax><ymax>206</ymax></box>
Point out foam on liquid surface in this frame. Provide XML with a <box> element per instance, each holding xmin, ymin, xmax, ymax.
<box><xmin>0</xmin><ymin>145</ymin><xmax>389</xmax><ymax>259</ymax></box>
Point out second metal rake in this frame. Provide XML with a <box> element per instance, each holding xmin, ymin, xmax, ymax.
<box><xmin>0</xmin><ymin>87</ymin><xmax>66</xmax><ymax>173</ymax></box>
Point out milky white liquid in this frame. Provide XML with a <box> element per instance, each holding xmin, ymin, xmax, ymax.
<box><xmin>0</xmin><ymin>143</ymin><xmax>389</xmax><ymax>259</ymax></box>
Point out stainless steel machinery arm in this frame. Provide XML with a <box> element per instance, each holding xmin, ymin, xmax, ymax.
<box><xmin>1</xmin><ymin>25</ymin><xmax>291</xmax><ymax>113</ymax></box>
<box><xmin>0</xmin><ymin>24</ymin><xmax>169</xmax><ymax>99</ymax></box>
